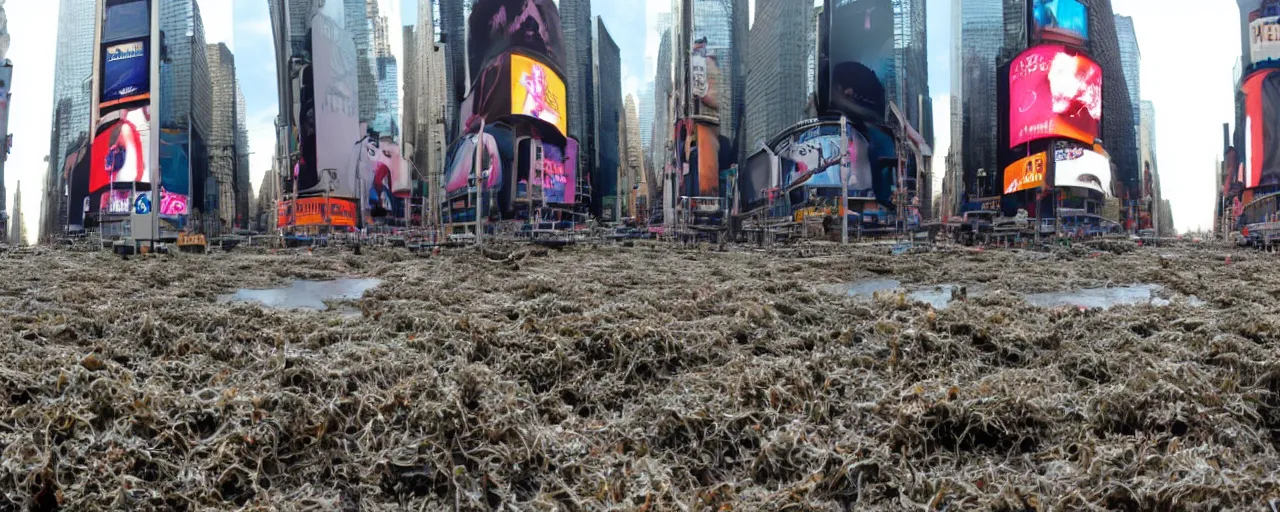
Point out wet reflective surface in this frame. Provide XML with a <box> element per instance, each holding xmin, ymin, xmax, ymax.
<box><xmin>1023</xmin><ymin>284</ymin><xmax>1163</xmax><ymax>309</ymax></box>
<box><xmin>220</xmin><ymin>279</ymin><xmax>382</xmax><ymax>311</ymax></box>
<box><xmin>825</xmin><ymin>280</ymin><xmax>1199</xmax><ymax>310</ymax></box>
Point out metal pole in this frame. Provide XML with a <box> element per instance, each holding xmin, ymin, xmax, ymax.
<box><xmin>474</xmin><ymin>118</ymin><xmax>486</xmax><ymax>246</ymax></box>
<box><xmin>840</xmin><ymin>115</ymin><xmax>849</xmax><ymax>245</ymax></box>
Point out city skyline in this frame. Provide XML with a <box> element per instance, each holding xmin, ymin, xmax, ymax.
<box><xmin>0</xmin><ymin>0</ymin><xmax>1249</xmax><ymax>240</ymax></box>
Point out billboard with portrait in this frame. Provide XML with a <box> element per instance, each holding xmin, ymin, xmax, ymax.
<box><xmin>1031</xmin><ymin>0</ymin><xmax>1089</xmax><ymax>44</ymax></box>
<box><xmin>364</xmin><ymin>138</ymin><xmax>411</xmax><ymax>214</ymax></box>
<box><xmin>1243</xmin><ymin>69</ymin><xmax>1280</xmax><ymax>188</ymax></box>
<box><xmin>542</xmin><ymin>141</ymin><xmax>577</xmax><ymax>204</ymax></box>
<box><xmin>444</xmin><ymin>132</ymin><xmax>504</xmax><ymax>194</ymax></box>
<box><xmin>1054</xmin><ymin>146</ymin><xmax>1112</xmax><ymax>196</ymax></box>
<box><xmin>511</xmin><ymin>54</ymin><xmax>567</xmax><ymax>136</ymax></box>
<box><xmin>101</xmin><ymin>40</ymin><xmax>149</xmax><ymax>108</ymax></box>
<box><xmin>467</xmin><ymin>0</ymin><xmax>566</xmax><ymax>83</ymax></box>
<box><xmin>826</xmin><ymin>0</ymin><xmax>893</xmax><ymax>121</ymax></box>
<box><xmin>1009</xmin><ymin>45</ymin><xmax>1102</xmax><ymax>148</ymax></box>
<box><xmin>1003</xmin><ymin>152</ymin><xmax>1047</xmax><ymax>194</ymax></box>
<box><xmin>299</xmin><ymin>10</ymin><xmax>362</xmax><ymax>198</ymax></box>
<box><xmin>90</xmin><ymin>106</ymin><xmax>152</xmax><ymax>193</ymax></box>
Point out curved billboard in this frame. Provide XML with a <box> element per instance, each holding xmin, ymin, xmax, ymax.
<box><xmin>1009</xmin><ymin>45</ymin><xmax>1102</xmax><ymax>149</ymax></box>
<box><xmin>1004</xmin><ymin>152</ymin><xmax>1047</xmax><ymax>194</ymax></box>
<box><xmin>1031</xmin><ymin>0</ymin><xmax>1089</xmax><ymax>44</ymax></box>
<box><xmin>826</xmin><ymin>0</ymin><xmax>893</xmax><ymax>121</ymax></box>
<box><xmin>1054</xmin><ymin>146</ymin><xmax>1112</xmax><ymax>196</ymax></box>
<box><xmin>90</xmin><ymin>106</ymin><xmax>152</xmax><ymax>193</ymax></box>
<box><xmin>510</xmin><ymin>54</ymin><xmax>567</xmax><ymax>136</ymax></box>
<box><xmin>467</xmin><ymin>0</ymin><xmax>566</xmax><ymax>81</ymax></box>
<box><xmin>1243</xmin><ymin>69</ymin><xmax>1280</xmax><ymax>188</ymax></box>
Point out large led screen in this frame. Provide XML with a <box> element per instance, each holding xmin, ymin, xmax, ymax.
<box><xmin>827</xmin><ymin>0</ymin><xmax>893</xmax><ymax>121</ymax></box>
<box><xmin>511</xmin><ymin>54</ymin><xmax>567</xmax><ymax>136</ymax></box>
<box><xmin>1243</xmin><ymin>70</ymin><xmax>1280</xmax><ymax>188</ymax></box>
<box><xmin>1003</xmin><ymin>152</ymin><xmax>1047</xmax><ymax>194</ymax></box>
<box><xmin>1009</xmin><ymin>45</ymin><xmax>1102</xmax><ymax>149</ymax></box>
<box><xmin>775</xmin><ymin>122</ymin><xmax>873</xmax><ymax>197</ymax></box>
<box><xmin>278</xmin><ymin>198</ymin><xmax>358</xmax><ymax>228</ymax></box>
<box><xmin>1031</xmin><ymin>0</ymin><xmax>1089</xmax><ymax>43</ymax></box>
<box><xmin>364</xmin><ymin>138</ymin><xmax>411</xmax><ymax>213</ymax></box>
<box><xmin>542</xmin><ymin>141</ymin><xmax>576</xmax><ymax>204</ymax></box>
<box><xmin>467</xmin><ymin>0</ymin><xmax>566</xmax><ymax>83</ymax></box>
<box><xmin>100</xmin><ymin>189</ymin><xmax>132</xmax><ymax>214</ymax></box>
<box><xmin>159</xmin><ymin>129</ymin><xmax>190</xmax><ymax>216</ymax></box>
<box><xmin>90</xmin><ymin>106</ymin><xmax>152</xmax><ymax>193</ymax></box>
<box><xmin>1054</xmin><ymin>146</ymin><xmax>1112</xmax><ymax>196</ymax></box>
<box><xmin>102</xmin><ymin>0</ymin><xmax>149</xmax><ymax>44</ymax></box>
<box><xmin>1252</xmin><ymin>16</ymin><xmax>1280</xmax><ymax>70</ymax></box>
<box><xmin>299</xmin><ymin>10</ymin><xmax>362</xmax><ymax>198</ymax></box>
<box><xmin>444</xmin><ymin>133</ymin><xmax>503</xmax><ymax>193</ymax></box>
<box><xmin>102</xmin><ymin>40</ymin><xmax>149</xmax><ymax>108</ymax></box>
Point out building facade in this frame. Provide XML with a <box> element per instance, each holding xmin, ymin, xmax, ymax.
<box><xmin>1114</xmin><ymin>15</ymin><xmax>1141</xmax><ymax>128</ymax></box>
<box><xmin>39</xmin><ymin>0</ymin><xmax>95</xmax><ymax>239</ymax></box>
<box><xmin>639</xmin><ymin>80</ymin><xmax>654</xmax><ymax>153</ymax></box>
<box><xmin>622</xmin><ymin>94</ymin><xmax>644</xmax><ymax>217</ymax></box>
<box><xmin>208</xmin><ymin>43</ymin><xmax>236</xmax><ymax>232</ymax></box>
<box><xmin>692</xmin><ymin>0</ymin><xmax>738</xmax><ymax>142</ymax></box>
<box><xmin>744</xmin><ymin>0</ymin><xmax>813</xmax><ymax>153</ymax></box>
<box><xmin>160</xmin><ymin>0</ymin><xmax>214</xmax><ymax>232</ymax></box>
<box><xmin>561</xmin><ymin>0</ymin><xmax>595</xmax><ymax>190</ymax></box>
<box><xmin>235</xmin><ymin>80</ymin><xmax>250</xmax><ymax>230</ymax></box>
<box><xmin>440</xmin><ymin>0</ymin><xmax>467</xmax><ymax>137</ymax></box>
<box><xmin>952</xmin><ymin>0</ymin><xmax>1005</xmax><ymax>200</ymax></box>
<box><xmin>593</xmin><ymin>17</ymin><xmax>622</xmax><ymax>220</ymax></box>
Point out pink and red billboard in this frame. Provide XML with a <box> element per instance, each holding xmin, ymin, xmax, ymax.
<box><xmin>1009</xmin><ymin>44</ymin><xmax>1102</xmax><ymax>149</ymax></box>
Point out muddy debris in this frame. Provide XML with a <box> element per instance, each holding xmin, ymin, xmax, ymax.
<box><xmin>1</xmin><ymin>244</ymin><xmax>1279</xmax><ymax>509</ymax></box>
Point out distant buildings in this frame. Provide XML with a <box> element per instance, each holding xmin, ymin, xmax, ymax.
<box><xmin>208</xmin><ymin>43</ymin><xmax>237</xmax><ymax>232</ymax></box>
<box><xmin>39</xmin><ymin>0</ymin><xmax>95</xmax><ymax>239</ymax></box>
<box><xmin>562</xmin><ymin>0</ymin><xmax>595</xmax><ymax>198</ymax></box>
<box><xmin>622</xmin><ymin>94</ymin><xmax>644</xmax><ymax>217</ymax></box>
<box><xmin>593</xmin><ymin>17</ymin><xmax>622</xmax><ymax>220</ymax></box>
<box><xmin>744</xmin><ymin>0</ymin><xmax>813</xmax><ymax>153</ymax></box>
<box><xmin>950</xmin><ymin>0</ymin><xmax>1004</xmax><ymax>202</ymax></box>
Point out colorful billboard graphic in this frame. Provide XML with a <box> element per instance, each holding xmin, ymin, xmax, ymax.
<box><xmin>542</xmin><ymin>142</ymin><xmax>576</xmax><ymax>204</ymax></box>
<box><xmin>1009</xmin><ymin>45</ymin><xmax>1102</xmax><ymax>149</ymax></box>
<box><xmin>444</xmin><ymin>132</ymin><xmax>503</xmax><ymax>193</ymax></box>
<box><xmin>365</xmin><ymin>138</ymin><xmax>410</xmax><ymax>212</ymax></box>
<box><xmin>102</xmin><ymin>0</ymin><xmax>149</xmax><ymax>43</ymax></box>
<box><xmin>467</xmin><ymin>0</ymin><xmax>566</xmax><ymax>82</ymax></box>
<box><xmin>100</xmin><ymin>189</ymin><xmax>132</xmax><ymax>214</ymax></box>
<box><xmin>827</xmin><ymin>0</ymin><xmax>893</xmax><ymax>121</ymax></box>
<box><xmin>690</xmin><ymin>40</ymin><xmax>723</xmax><ymax>121</ymax></box>
<box><xmin>1054</xmin><ymin>146</ymin><xmax>1112</xmax><ymax>196</ymax></box>
<box><xmin>299</xmin><ymin>10</ymin><xmax>362</xmax><ymax>198</ymax></box>
<box><xmin>1243</xmin><ymin>70</ymin><xmax>1280</xmax><ymax>188</ymax></box>
<box><xmin>160</xmin><ymin>191</ymin><xmax>188</xmax><ymax>216</ymax></box>
<box><xmin>278</xmin><ymin>198</ymin><xmax>358</xmax><ymax>228</ymax></box>
<box><xmin>101</xmin><ymin>40</ymin><xmax>149</xmax><ymax>108</ymax></box>
<box><xmin>511</xmin><ymin>54</ymin><xmax>567</xmax><ymax>136</ymax></box>
<box><xmin>1252</xmin><ymin>16</ymin><xmax>1280</xmax><ymax>70</ymax></box>
<box><xmin>1003</xmin><ymin>152</ymin><xmax>1048</xmax><ymax>194</ymax></box>
<box><xmin>89</xmin><ymin>106</ymin><xmax>152</xmax><ymax>193</ymax></box>
<box><xmin>1031</xmin><ymin>0</ymin><xmax>1089</xmax><ymax>43</ymax></box>
<box><xmin>775</xmin><ymin>122</ymin><xmax>872</xmax><ymax>196</ymax></box>
<box><xmin>691</xmin><ymin>123</ymin><xmax>721</xmax><ymax>197</ymax></box>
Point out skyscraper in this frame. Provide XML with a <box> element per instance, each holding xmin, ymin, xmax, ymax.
<box><xmin>414</xmin><ymin>0</ymin><xmax>449</xmax><ymax>199</ymax></box>
<box><xmin>639</xmin><ymin>80</ymin><xmax>654</xmax><ymax>152</ymax></box>
<box><xmin>744</xmin><ymin>0</ymin><xmax>813</xmax><ymax>153</ymax></box>
<box><xmin>208</xmin><ymin>43</ymin><xmax>236</xmax><ymax>232</ymax></box>
<box><xmin>1114</xmin><ymin>15</ymin><xmax>1141</xmax><ymax>129</ymax></box>
<box><xmin>952</xmin><ymin>0</ymin><xmax>1004</xmax><ymax>200</ymax></box>
<box><xmin>893</xmin><ymin>0</ymin><xmax>931</xmax><ymax>146</ymax></box>
<box><xmin>348</xmin><ymin>0</ymin><xmax>377</xmax><ymax>125</ymax></box>
<box><xmin>440</xmin><ymin>0</ymin><xmax>467</xmax><ymax>137</ymax></box>
<box><xmin>692</xmin><ymin>0</ymin><xmax>738</xmax><ymax>142</ymax></box>
<box><xmin>160</xmin><ymin>0</ymin><xmax>214</xmax><ymax>232</ymax></box>
<box><xmin>1081</xmin><ymin>0</ymin><xmax>1139</xmax><ymax>189</ymax></box>
<box><xmin>235</xmin><ymin>80</ymin><xmax>250</xmax><ymax>230</ymax></box>
<box><xmin>562</xmin><ymin>0</ymin><xmax>595</xmax><ymax>184</ymax></box>
<box><xmin>403</xmin><ymin>26</ymin><xmax>418</xmax><ymax>154</ymax></box>
<box><xmin>650</xmin><ymin>29</ymin><xmax>672</xmax><ymax>203</ymax></box>
<box><xmin>623</xmin><ymin>94</ymin><xmax>644</xmax><ymax>217</ymax></box>
<box><xmin>594</xmin><ymin>17</ymin><xmax>622</xmax><ymax>220</ymax></box>
<box><xmin>40</xmin><ymin>0</ymin><xmax>95</xmax><ymax>240</ymax></box>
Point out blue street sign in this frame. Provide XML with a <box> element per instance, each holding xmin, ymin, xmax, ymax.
<box><xmin>135</xmin><ymin>192</ymin><xmax>152</xmax><ymax>215</ymax></box>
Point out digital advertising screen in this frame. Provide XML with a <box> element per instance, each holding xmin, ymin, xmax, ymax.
<box><xmin>299</xmin><ymin>10</ymin><xmax>362</xmax><ymax>199</ymax></box>
<box><xmin>1054</xmin><ymin>146</ymin><xmax>1112</xmax><ymax>196</ymax></box>
<box><xmin>1243</xmin><ymin>69</ymin><xmax>1280</xmax><ymax>188</ymax></box>
<box><xmin>739</xmin><ymin>149</ymin><xmax>778</xmax><ymax>212</ymax></box>
<box><xmin>159</xmin><ymin>191</ymin><xmax>188</xmax><ymax>217</ymax></box>
<box><xmin>1252</xmin><ymin>16</ymin><xmax>1280</xmax><ymax>70</ymax></box>
<box><xmin>101</xmin><ymin>40</ymin><xmax>149</xmax><ymax>108</ymax></box>
<box><xmin>89</xmin><ymin>106</ymin><xmax>152</xmax><ymax>193</ymax></box>
<box><xmin>365</xmin><ymin>138</ymin><xmax>411</xmax><ymax>214</ymax></box>
<box><xmin>775</xmin><ymin>122</ymin><xmax>873</xmax><ymax>197</ymax></box>
<box><xmin>542</xmin><ymin>142</ymin><xmax>576</xmax><ymax>204</ymax></box>
<box><xmin>467</xmin><ymin>0</ymin><xmax>566</xmax><ymax>83</ymax></box>
<box><xmin>102</xmin><ymin>0</ymin><xmax>149</xmax><ymax>44</ymax></box>
<box><xmin>690</xmin><ymin>123</ymin><xmax>721</xmax><ymax>197</ymax></box>
<box><xmin>1003</xmin><ymin>152</ymin><xmax>1048</xmax><ymax>194</ymax></box>
<box><xmin>1031</xmin><ymin>0</ymin><xmax>1089</xmax><ymax>44</ymax></box>
<box><xmin>444</xmin><ymin>132</ymin><xmax>503</xmax><ymax>194</ymax></box>
<box><xmin>1009</xmin><ymin>45</ymin><xmax>1102</xmax><ymax>149</ymax></box>
<box><xmin>279</xmin><ymin>198</ymin><xmax>358</xmax><ymax>228</ymax></box>
<box><xmin>159</xmin><ymin>128</ymin><xmax>189</xmax><ymax>197</ymax></box>
<box><xmin>827</xmin><ymin>0</ymin><xmax>893</xmax><ymax>121</ymax></box>
<box><xmin>100</xmin><ymin>189</ymin><xmax>132</xmax><ymax>214</ymax></box>
<box><xmin>511</xmin><ymin>54</ymin><xmax>567</xmax><ymax>136</ymax></box>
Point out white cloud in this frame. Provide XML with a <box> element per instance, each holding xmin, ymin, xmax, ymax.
<box><xmin>5</xmin><ymin>0</ymin><xmax>58</xmax><ymax>243</ymax></box>
<box><xmin>931</xmin><ymin>95</ymin><xmax>950</xmax><ymax>199</ymax></box>
<box><xmin>198</xmin><ymin>0</ymin><xmax>234</xmax><ymax>51</ymax></box>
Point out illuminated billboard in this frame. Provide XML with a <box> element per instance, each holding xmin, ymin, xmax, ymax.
<box><xmin>1009</xmin><ymin>45</ymin><xmax>1102</xmax><ymax>148</ymax></box>
<box><xmin>1243</xmin><ymin>70</ymin><xmax>1280</xmax><ymax>188</ymax></box>
<box><xmin>776</xmin><ymin>122</ymin><xmax>872</xmax><ymax>196</ymax></box>
<box><xmin>278</xmin><ymin>198</ymin><xmax>358</xmax><ymax>228</ymax></box>
<box><xmin>1054</xmin><ymin>146</ymin><xmax>1112</xmax><ymax>196</ymax></box>
<box><xmin>1031</xmin><ymin>0</ymin><xmax>1089</xmax><ymax>43</ymax></box>
<box><xmin>364</xmin><ymin>138</ymin><xmax>411</xmax><ymax>213</ymax></box>
<box><xmin>542</xmin><ymin>141</ymin><xmax>576</xmax><ymax>204</ymax></box>
<box><xmin>299</xmin><ymin>10</ymin><xmax>362</xmax><ymax>199</ymax></box>
<box><xmin>100</xmin><ymin>189</ymin><xmax>132</xmax><ymax>214</ymax></box>
<box><xmin>101</xmin><ymin>40</ymin><xmax>149</xmax><ymax>108</ymax></box>
<box><xmin>1003</xmin><ymin>152</ymin><xmax>1047</xmax><ymax>194</ymax></box>
<box><xmin>466</xmin><ymin>0</ymin><xmax>566</xmax><ymax>83</ymax></box>
<box><xmin>827</xmin><ymin>0</ymin><xmax>893</xmax><ymax>121</ymax></box>
<box><xmin>89</xmin><ymin>106</ymin><xmax>152</xmax><ymax>193</ymax></box>
<box><xmin>1253</xmin><ymin>16</ymin><xmax>1280</xmax><ymax>70</ymax></box>
<box><xmin>511</xmin><ymin>54</ymin><xmax>567</xmax><ymax>136</ymax></box>
<box><xmin>444</xmin><ymin>132</ymin><xmax>503</xmax><ymax>194</ymax></box>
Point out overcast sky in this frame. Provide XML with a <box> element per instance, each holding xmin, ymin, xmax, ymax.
<box><xmin>0</xmin><ymin>0</ymin><xmax>1245</xmax><ymax>240</ymax></box>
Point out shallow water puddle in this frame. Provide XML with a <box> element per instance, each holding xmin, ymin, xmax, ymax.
<box><xmin>1023</xmin><ymin>284</ymin><xmax>1164</xmax><ymax>309</ymax></box>
<box><xmin>220</xmin><ymin>279</ymin><xmax>382</xmax><ymax>311</ymax></box>
<box><xmin>825</xmin><ymin>280</ymin><xmax>1198</xmax><ymax>310</ymax></box>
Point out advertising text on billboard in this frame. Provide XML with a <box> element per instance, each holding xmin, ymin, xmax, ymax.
<box><xmin>102</xmin><ymin>40</ymin><xmax>150</xmax><ymax>108</ymax></box>
<box><xmin>90</xmin><ymin>106</ymin><xmax>152</xmax><ymax>193</ymax></box>
<box><xmin>1010</xmin><ymin>45</ymin><xmax>1101</xmax><ymax>148</ymax></box>
<box><xmin>542</xmin><ymin>142</ymin><xmax>577</xmax><ymax>204</ymax></box>
<box><xmin>827</xmin><ymin>0</ymin><xmax>893</xmax><ymax>121</ymax></box>
<box><xmin>100</xmin><ymin>189</ymin><xmax>132</xmax><ymax>214</ymax></box>
<box><xmin>511</xmin><ymin>54</ymin><xmax>567</xmax><ymax>136</ymax></box>
<box><xmin>1253</xmin><ymin>16</ymin><xmax>1280</xmax><ymax>70</ymax></box>
<box><xmin>1003</xmin><ymin>152</ymin><xmax>1047</xmax><ymax>194</ymax></box>
<box><xmin>1031</xmin><ymin>0</ymin><xmax>1089</xmax><ymax>43</ymax></box>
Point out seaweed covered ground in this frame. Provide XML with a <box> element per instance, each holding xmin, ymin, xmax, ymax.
<box><xmin>2</xmin><ymin>242</ymin><xmax>1280</xmax><ymax>510</ymax></box>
